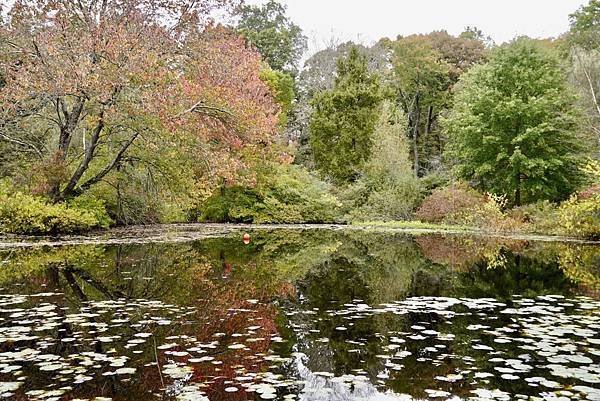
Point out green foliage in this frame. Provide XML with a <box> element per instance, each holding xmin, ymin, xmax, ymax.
<box><xmin>309</xmin><ymin>47</ymin><xmax>382</xmax><ymax>184</ymax></box>
<box><xmin>509</xmin><ymin>200</ymin><xmax>559</xmax><ymax>234</ymax></box>
<box><xmin>67</xmin><ymin>194</ymin><xmax>114</xmax><ymax>229</ymax></box>
<box><xmin>236</xmin><ymin>0</ymin><xmax>307</xmax><ymax>73</ymax></box>
<box><xmin>196</xmin><ymin>163</ymin><xmax>340</xmax><ymax>224</ymax></box>
<box><xmin>444</xmin><ymin>37</ymin><xmax>586</xmax><ymax>206</ymax></box>
<box><xmin>293</xmin><ymin>41</ymin><xmax>390</xmax><ymax>169</ymax></box>
<box><xmin>260</xmin><ymin>69</ymin><xmax>295</xmax><ymax>126</ymax></box>
<box><xmin>390</xmin><ymin>32</ymin><xmax>486</xmax><ymax>175</ymax></box>
<box><xmin>420</xmin><ymin>172</ymin><xmax>450</xmax><ymax>195</ymax></box>
<box><xmin>557</xmin><ymin>193</ymin><xmax>600</xmax><ymax>239</ymax></box>
<box><xmin>0</xmin><ymin>182</ymin><xmax>112</xmax><ymax>234</ymax></box>
<box><xmin>342</xmin><ymin>102</ymin><xmax>423</xmax><ymax>221</ymax></box>
<box><xmin>569</xmin><ymin>0</ymin><xmax>600</xmax><ymax>50</ymax></box>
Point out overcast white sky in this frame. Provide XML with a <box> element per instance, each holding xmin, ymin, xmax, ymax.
<box><xmin>246</xmin><ymin>0</ymin><xmax>589</xmax><ymax>56</ymax></box>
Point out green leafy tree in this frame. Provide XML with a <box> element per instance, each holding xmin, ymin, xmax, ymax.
<box><xmin>292</xmin><ymin>40</ymin><xmax>389</xmax><ymax>168</ymax></box>
<box><xmin>309</xmin><ymin>47</ymin><xmax>382</xmax><ymax>184</ymax></box>
<box><xmin>344</xmin><ymin>101</ymin><xmax>423</xmax><ymax>221</ymax></box>
<box><xmin>569</xmin><ymin>0</ymin><xmax>600</xmax><ymax>50</ymax></box>
<box><xmin>444</xmin><ymin>38</ymin><xmax>586</xmax><ymax>206</ymax></box>
<box><xmin>390</xmin><ymin>32</ymin><xmax>485</xmax><ymax>175</ymax></box>
<box><xmin>260</xmin><ymin>68</ymin><xmax>295</xmax><ymax>127</ymax></box>
<box><xmin>236</xmin><ymin>0</ymin><xmax>307</xmax><ymax>73</ymax></box>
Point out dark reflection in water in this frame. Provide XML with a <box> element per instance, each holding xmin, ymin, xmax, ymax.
<box><xmin>0</xmin><ymin>230</ymin><xmax>598</xmax><ymax>401</ymax></box>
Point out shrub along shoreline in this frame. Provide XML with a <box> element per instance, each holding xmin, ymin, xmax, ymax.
<box><xmin>1</xmin><ymin>179</ymin><xmax>598</xmax><ymax>240</ymax></box>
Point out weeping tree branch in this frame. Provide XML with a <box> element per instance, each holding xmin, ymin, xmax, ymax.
<box><xmin>61</xmin><ymin>99</ymin><xmax>237</xmax><ymax>198</ymax></box>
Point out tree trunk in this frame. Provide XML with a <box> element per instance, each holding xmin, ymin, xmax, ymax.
<box><xmin>60</xmin><ymin>114</ymin><xmax>104</xmax><ymax>199</ymax></box>
<box><xmin>412</xmin><ymin>93</ymin><xmax>421</xmax><ymax>177</ymax></box>
<box><xmin>515</xmin><ymin>172</ymin><xmax>521</xmax><ymax>206</ymax></box>
<box><xmin>426</xmin><ymin>105</ymin><xmax>434</xmax><ymax>136</ymax></box>
<box><xmin>49</xmin><ymin>97</ymin><xmax>85</xmax><ymax>200</ymax></box>
<box><xmin>425</xmin><ymin>105</ymin><xmax>439</xmax><ymax>154</ymax></box>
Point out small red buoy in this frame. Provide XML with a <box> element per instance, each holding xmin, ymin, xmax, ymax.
<box><xmin>242</xmin><ymin>233</ymin><xmax>251</xmax><ymax>245</ymax></box>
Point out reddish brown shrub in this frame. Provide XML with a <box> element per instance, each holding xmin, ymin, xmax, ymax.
<box><xmin>415</xmin><ymin>182</ymin><xmax>486</xmax><ymax>224</ymax></box>
<box><xmin>579</xmin><ymin>184</ymin><xmax>600</xmax><ymax>200</ymax></box>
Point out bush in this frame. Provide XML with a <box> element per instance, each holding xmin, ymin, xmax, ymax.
<box><xmin>0</xmin><ymin>182</ymin><xmax>112</xmax><ymax>235</ymax></box>
<box><xmin>420</xmin><ymin>172</ymin><xmax>450</xmax><ymax>196</ymax></box>
<box><xmin>196</xmin><ymin>164</ymin><xmax>340</xmax><ymax>224</ymax></box>
<box><xmin>343</xmin><ymin>180</ymin><xmax>422</xmax><ymax>222</ymax></box>
<box><xmin>68</xmin><ymin>194</ymin><xmax>114</xmax><ymax>229</ymax></box>
<box><xmin>509</xmin><ymin>200</ymin><xmax>558</xmax><ymax>234</ymax></box>
<box><xmin>415</xmin><ymin>182</ymin><xmax>486</xmax><ymax>225</ymax></box>
<box><xmin>557</xmin><ymin>194</ymin><xmax>600</xmax><ymax>239</ymax></box>
<box><xmin>471</xmin><ymin>193</ymin><xmax>523</xmax><ymax>232</ymax></box>
<box><xmin>416</xmin><ymin>183</ymin><xmax>525</xmax><ymax>231</ymax></box>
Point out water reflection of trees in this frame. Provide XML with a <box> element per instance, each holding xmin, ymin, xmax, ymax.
<box><xmin>0</xmin><ymin>230</ymin><xmax>597</xmax><ymax>400</ymax></box>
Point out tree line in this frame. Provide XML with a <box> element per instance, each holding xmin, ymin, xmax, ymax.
<box><xmin>0</xmin><ymin>0</ymin><xmax>598</xmax><ymax>237</ymax></box>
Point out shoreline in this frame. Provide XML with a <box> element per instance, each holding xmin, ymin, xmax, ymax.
<box><xmin>0</xmin><ymin>222</ymin><xmax>598</xmax><ymax>249</ymax></box>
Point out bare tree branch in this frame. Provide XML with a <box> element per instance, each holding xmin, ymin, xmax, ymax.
<box><xmin>0</xmin><ymin>132</ymin><xmax>44</xmax><ymax>158</ymax></box>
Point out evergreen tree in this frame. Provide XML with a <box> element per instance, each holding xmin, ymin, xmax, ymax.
<box><xmin>309</xmin><ymin>47</ymin><xmax>382</xmax><ymax>184</ymax></box>
<box><xmin>444</xmin><ymin>38</ymin><xmax>586</xmax><ymax>206</ymax></box>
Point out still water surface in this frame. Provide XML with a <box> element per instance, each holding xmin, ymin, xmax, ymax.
<box><xmin>0</xmin><ymin>228</ymin><xmax>598</xmax><ymax>401</ymax></box>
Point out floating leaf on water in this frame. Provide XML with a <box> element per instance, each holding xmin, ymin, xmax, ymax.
<box><xmin>115</xmin><ymin>368</ymin><xmax>136</xmax><ymax>375</ymax></box>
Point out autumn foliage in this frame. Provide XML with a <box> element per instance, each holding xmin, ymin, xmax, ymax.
<box><xmin>0</xmin><ymin>0</ymin><xmax>279</xmax><ymax>200</ymax></box>
<box><xmin>415</xmin><ymin>182</ymin><xmax>486</xmax><ymax>224</ymax></box>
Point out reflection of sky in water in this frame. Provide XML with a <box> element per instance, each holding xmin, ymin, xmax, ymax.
<box><xmin>287</xmin><ymin>296</ymin><xmax>600</xmax><ymax>401</ymax></box>
<box><xmin>0</xmin><ymin>230</ymin><xmax>598</xmax><ymax>400</ymax></box>
<box><xmin>295</xmin><ymin>355</ymin><xmax>415</xmax><ymax>401</ymax></box>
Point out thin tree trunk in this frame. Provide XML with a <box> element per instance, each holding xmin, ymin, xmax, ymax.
<box><xmin>575</xmin><ymin>50</ymin><xmax>600</xmax><ymax>117</ymax></box>
<box><xmin>426</xmin><ymin>105</ymin><xmax>434</xmax><ymax>135</ymax></box>
<box><xmin>425</xmin><ymin>105</ymin><xmax>438</xmax><ymax>153</ymax></box>
<box><xmin>116</xmin><ymin>163</ymin><xmax>123</xmax><ymax>224</ymax></box>
<box><xmin>412</xmin><ymin>93</ymin><xmax>420</xmax><ymax>177</ymax></box>
<box><xmin>515</xmin><ymin>172</ymin><xmax>521</xmax><ymax>206</ymax></box>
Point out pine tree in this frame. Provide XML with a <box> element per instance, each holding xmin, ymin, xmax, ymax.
<box><xmin>309</xmin><ymin>46</ymin><xmax>382</xmax><ymax>184</ymax></box>
<box><xmin>444</xmin><ymin>38</ymin><xmax>587</xmax><ymax>205</ymax></box>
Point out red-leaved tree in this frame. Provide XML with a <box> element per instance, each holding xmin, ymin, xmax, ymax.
<box><xmin>0</xmin><ymin>0</ymin><xmax>279</xmax><ymax>200</ymax></box>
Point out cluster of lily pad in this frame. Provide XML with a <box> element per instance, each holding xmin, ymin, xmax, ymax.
<box><xmin>0</xmin><ymin>287</ymin><xmax>599</xmax><ymax>400</ymax></box>
<box><xmin>283</xmin><ymin>295</ymin><xmax>600</xmax><ymax>401</ymax></box>
<box><xmin>0</xmin><ymin>293</ymin><xmax>301</xmax><ymax>400</ymax></box>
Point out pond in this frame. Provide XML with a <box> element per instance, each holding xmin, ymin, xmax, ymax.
<box><xmin>0</xmin><ymin>227</ymin><xmax>598</xmax><ymax>401</ymax></box>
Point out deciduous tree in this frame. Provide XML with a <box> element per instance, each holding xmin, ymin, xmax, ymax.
<box><xmin>567</xmin><ymin>0</ymin><xmax>600</xmax><ymax>153</ymax></box>
<box><xmin>235</xmin><ymin>0</ymin><xmax>307</xmax><ymax>74</ymax></box>
<box><xmin>0</xmin><ymin>0</ymin><xmax>279</xmax><ymax>202</ymax></box>
<box><xmin>444</xmin><ymin>38</ymin><xmax>586</xmax><ymax>206</ymax></box>
<box><xmin>390</xmin><ymin>32</ymin><xmax>485</xmax><ymax>175</ymax></box>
